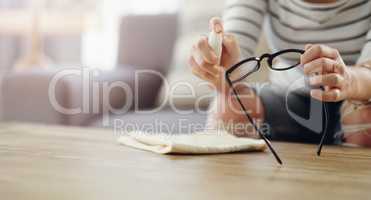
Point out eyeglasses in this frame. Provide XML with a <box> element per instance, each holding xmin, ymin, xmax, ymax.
<box><xmin>225</xmin><ymin>49</ymin><xmax>329</xmax><ymax>165</ymax></box>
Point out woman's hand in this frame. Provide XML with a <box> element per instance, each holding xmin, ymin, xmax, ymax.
<box><xmin>188</xmin><ymin>17</ymin><xmax>241</xmax><ymax>94</ymax></box>
<box><xmin>301</xmin><ymin>44</ymin><xmax>356</xmax><ymax>102</ymax></box>
<box><xmin>342</xmin><ymin>103</ymin><xmax>371</xmax><ymax>147</ymax></box>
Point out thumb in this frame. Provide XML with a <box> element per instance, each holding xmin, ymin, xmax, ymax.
<box><xmin>209</xmin><ymin>17</ymin><xmax>224</xmax><ymax>33</ymax></box>
<box><xmin>304</xmin><ymin>44</ymin><xmax>313</xmax><ymax>51</ymax></box>
<box><xmin>222</xmin><ymin>34</ymin><xmax>240</xmax><ymax>64</ymax></box>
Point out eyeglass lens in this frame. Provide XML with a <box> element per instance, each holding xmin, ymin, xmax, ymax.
<box><xmin>229</xmin><ymin>60</ymin><xmax>259</xmax><ymax>83</ymax></box>
<box><xmin>229</xmin><ymin>51</ymin><xmax>303</xmax><ymax>83</ymax></box>
<box><xmin>271</xmin><ymin>51</ymin><xmax>303</xmax><ymax>70</ymax></box>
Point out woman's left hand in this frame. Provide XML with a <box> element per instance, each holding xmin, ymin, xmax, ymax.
<box><xmin>301</xmin><ymin>44</ymin><xmax>356</xmax><ymax>102</ymax></box>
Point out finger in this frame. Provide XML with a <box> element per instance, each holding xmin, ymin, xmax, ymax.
<box><xmin>304</xmin><ymin>44</ymin><xmax>313</xmax><ymax>51</ymax></box>
<box><xmin>222</xmin><ymin>34</ymin><xmax>240</xmax><ymax>65</ymax></box>
<box><xmin>189</xmin><ymin>56</ymin><xmax>214</xmax><ymax>81</ymax></box>
<box><xmin>201</xmin><ymin>63</ymin><xmax>220</xmax><ymax>76</ymax></box>
<box><xmin>343</xmin><ymin>130</ymin><xmax>371</xmax><ymax>147</ymax></box>
<box><xmin>192</xmin><ymin>67</ymin><xmax>214</xmax><ymax>82</ymax></box>
<box><xmin>188</xmin><ymin>55</ymin><xmax>199</xmax><ymax>69</ymax></box>
<box><xmin>192</xmin><ymin>45</ymin><xmax>204</xmax><ymax>66</ymax></box>
<box><xmin>194</xmin><ymin>37</ymin><xmax>218</xmax><ymax>65</ymax></box>
<box><xmin>188</xmin><ymin>55</ymin><xmax>200</xmax><ymax>70</ymax></box>
<box><xmin>311</xmin><ymin>88</ymin><xmax>343</xmax><ymax>102</ymax></box>
<box><xmin>303</xmin><ymin>57</ymin><xmax>338</xmax><ymax>75</ymax></box>
<box><xmin>193</xmin><ymin>47</ymin><xmax>219</xmax><ymax>75</ymax></box>
<box><xmin>301</xmin><ymin>44</ymin><xmax>339</xmax><ymax>65</ymax></box>
<box><xmin>309</xmin><ymin>73</ymin><xmax>344</xmax><ymax>88</ymax></box>
<box><xmin>192</xmin><ymin>53</ymin><xmax>219</xmax><ymax>76</ymax></box>
<box><xmin>209</xmin><ymin>17</ymin><xmax>223</xmax><ymax>33</ymax></box>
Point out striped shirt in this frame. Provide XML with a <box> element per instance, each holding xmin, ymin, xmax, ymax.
<box><xmin>223</xmin><ymin>0</ymin><xmax>371</xmax><ymax>86</ymax></box>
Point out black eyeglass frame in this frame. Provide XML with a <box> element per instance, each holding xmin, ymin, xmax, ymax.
<box><xmin>225</xmin><ymin>49</ymin><xmax>329</xmax><ymax>165</ymax></box>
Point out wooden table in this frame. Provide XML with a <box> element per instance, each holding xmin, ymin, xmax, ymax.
<box><xmin>0</xmin><ymin>123</ymin><xmax>370</xmax><ymax>200</ymax></box>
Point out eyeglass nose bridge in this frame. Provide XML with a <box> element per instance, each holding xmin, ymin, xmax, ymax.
<box><xmin>256</xmin><ymin>53</ymin><xmax>274</xmax><ymax>67</ymax></box>
<box><xmin>259</xmin><ymin>53</ymin><xmax>271</xmax><ymax>60</ymax></box>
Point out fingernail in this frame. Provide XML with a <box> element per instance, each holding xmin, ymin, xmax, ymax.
<box><xmin>194</xmin><ymin>54</ymin><xmax>203</xmax><ymax>66</ymax></box>
<box><xmin>215</xmin><ymin>24</ymin><xmax>222</xmax><ymax>33</ymax></box>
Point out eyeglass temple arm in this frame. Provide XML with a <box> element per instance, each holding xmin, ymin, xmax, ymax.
<box><xmin>317</xmin><ymin>101</ymin><xmax>329</xmax><ymax>156</ymax></box>
<box><xmin>317</xmin><ymin>134</ymin><xmax>326</xmax><ymax>156</ymax></box>
<box><xmin>230</xmin><ymin>87</ymin><xmax>283</xmax><ymax>165</ymax></box>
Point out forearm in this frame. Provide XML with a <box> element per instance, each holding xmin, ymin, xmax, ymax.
<box><xmin>349</xmin><ymin>60</ymin><xmax>371</xmax><ymax>101</ymax></box>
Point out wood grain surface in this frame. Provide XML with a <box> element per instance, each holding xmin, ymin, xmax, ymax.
<box><xmin>0</xmin><ymin>123</ymin><xmax>370</xmax><ymax>200</ymax></box>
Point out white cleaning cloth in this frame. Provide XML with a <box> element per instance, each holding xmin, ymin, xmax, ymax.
<box><xmin>118</xmin><ymin>131</ymin><xmax>267</xmax><ymax>154</ymax></box>
<box><xmin>208</xmin><ymin>30</ymin><xmax>223</xmax><ymax>65</ymax></box>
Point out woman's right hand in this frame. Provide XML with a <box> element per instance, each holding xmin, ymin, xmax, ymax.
<box><xmin>188</xmin><ymin>17</ymin><xmax>241</xmax><ymax>94</ymax></box>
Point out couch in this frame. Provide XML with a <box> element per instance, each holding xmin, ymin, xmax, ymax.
<box><xmin>89</xmin><ymin>0</ymin><xmax>271</xmax><ymax>133</ymax></box>
<box><xmin>1</xmin><ymin>1</ymin><xmax>269</xmax><ymax>134</ymax></box>
<box><xmin>90</xmin><ymin>13</ymin><xmax>209</xmax><ymax>133</ymax></box>
<box><xmin>0</xmin><ymin>14</ymin><xmax>185</xmax><ymax>128</ymax></box>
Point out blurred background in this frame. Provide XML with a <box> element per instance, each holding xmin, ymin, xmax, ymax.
<box><xmin>0</xmin><ymin>0</ymin><xmax>179</xmax><ymax>70</ymax></box>
<box><xmin>0</xmin><ymin>0</ymin><xmax>269</xmax><ymax>129</ymax></box>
